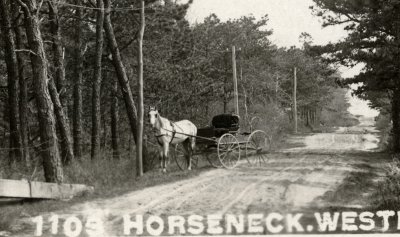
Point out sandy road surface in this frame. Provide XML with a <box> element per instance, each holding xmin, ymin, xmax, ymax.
<box><xmin>12</xmin><ymin>116</ymin><xmax>389</xmax><ymax>236</ymax></box>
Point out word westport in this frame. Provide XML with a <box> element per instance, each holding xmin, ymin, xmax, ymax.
<box><xmin>122</xmin><ymin>211</ymin><xmax>400</xmax><ymax>235</ymax></box>
<box><xmin>32</xmin><ymin>211</ymin><xmax>400</xmax><ymax>236</ymax></box>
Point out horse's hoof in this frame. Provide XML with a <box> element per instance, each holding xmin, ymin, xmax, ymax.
<box><xmin>188</xmin><ymin>167</ymin><xmax>192</xmax><ymax>171</ymax></box>
<box><xmin>162</xmin><ymin>169</ymin><xmax>167</xmax><ymax>173</ymax></box>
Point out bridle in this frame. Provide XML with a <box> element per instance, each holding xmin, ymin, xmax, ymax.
<box><xmin>151</xmin><ymin>110</ymin><xmax>176</xmax><ymax>145</ymax></box>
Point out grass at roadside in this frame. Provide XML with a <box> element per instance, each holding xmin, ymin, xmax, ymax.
<box><xmin>314</xmin><ymin>151</ymin><xmax>400</xmax><ymax>214</ymax></box>
<box><xmin>0</xmin><ymin>153</ymin><xmax>210</xmax><ymax>233</ymax></box>
<box><xmin>375</xmin><ymin>155</ymin><xmax>400</xmax><ymax>210</ymax></box>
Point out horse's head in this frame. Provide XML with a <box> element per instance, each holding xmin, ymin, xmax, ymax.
<box><xmin>149</xmin><ymin>106</ymin><xmax>159</xmax><ymax>128</ymax></box>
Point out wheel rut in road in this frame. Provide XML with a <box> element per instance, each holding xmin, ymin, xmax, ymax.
<box><xmin>13</xmin><ymin>116</ymin><xmax>388</xmax><ymax>236</ymax></box>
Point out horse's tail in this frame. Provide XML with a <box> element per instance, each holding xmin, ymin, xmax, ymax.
<box><xmin>191</xmin><ymin>136</ymin><xmax>196</xmax><ymax>152</ymax></box>
<box><xmin>191</xmin><ymin>124</ymin><xmax>197</xmax><ymax>152</ymax></box>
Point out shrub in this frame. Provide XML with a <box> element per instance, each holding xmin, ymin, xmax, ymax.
<box><xmin>63</xmin><ymin>153</ymin><xmax>136</xmax><ymax>194</ymax></box>
<box><xmin>378</xmin><ymin>156</ymin><xmax>400</xmax><ymax>209</ymax></box>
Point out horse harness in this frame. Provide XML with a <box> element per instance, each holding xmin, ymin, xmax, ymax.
<box><xmin>155</xmin><ymin>121</ymin><xmax>177</xmax><ymax>146</ymax></box>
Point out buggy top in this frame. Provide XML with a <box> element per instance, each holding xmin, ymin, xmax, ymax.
<box><xmin>197</xmin><ymin>114</ymin><xmax>240</xmax><ymax>141</ymax></box>
<box><xmin>211</xmin><ymin>114</ymin><xmax>239</xmax><ymax>130</ymax></box>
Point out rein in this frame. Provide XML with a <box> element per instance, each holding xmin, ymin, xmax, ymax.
<box><xmin>155</xmin><ymin>122</ymin><xmax>221</xmax><ymax>144</ymax></box>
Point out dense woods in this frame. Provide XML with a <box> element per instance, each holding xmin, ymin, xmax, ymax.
<box><xmin>0</xmin><ymin>0</ymin><xmax>355</xmax><ymax>182</ymax></box>
<box><xmin>311</xmin><ymin>0</ymin><xmax>400</xmax><ymax>151</ymax></box>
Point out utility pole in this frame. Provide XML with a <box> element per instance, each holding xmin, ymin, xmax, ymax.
<box><xmin>136</xmin><ymin>0</ymin><xmax>145</xmax><ymax>177</ymax></box>
<box><xmin>293</xmin><ymin>67</ymin><xmax>298</xmax><ymax>134</ymax></box>
<box><xmin>275</xmin><ymin>74</ymin><xmax>279</xmax><ymax>104</ymax></box>
<box><xmin>239</xmin><ymin>50</ymin><xmax>249</xmax><ymax>125</ymax></box>
<box><xmin>232</xmin><ymin>45</ymin><xmax>239</xmax><ymax>116</ymax></box>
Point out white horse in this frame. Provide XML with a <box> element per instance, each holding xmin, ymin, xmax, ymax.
<box><xmin>149</xmin><ymin>107</ymin><xmax>197</xmax><ymax>172</ymax></box>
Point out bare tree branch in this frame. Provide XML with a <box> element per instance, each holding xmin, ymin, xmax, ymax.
<box><xmin>14</xmin><ymin>49</ymin><xmax>37</xmax><ymax>55</ymax></box>
<box><xmin>15</xmin><ymin>0</ymin><xmax>30</xmax><ymax>15</ymax></box>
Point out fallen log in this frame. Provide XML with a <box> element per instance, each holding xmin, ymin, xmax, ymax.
<box><xmin>0</xmin><ymin>179</ymin><xmax>94</xmax><ymax>200</ymax></box>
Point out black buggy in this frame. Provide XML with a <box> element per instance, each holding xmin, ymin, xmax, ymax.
<box><xmin>172</xmin><ymin>114</ymin><xmax>270</xmax><ymax>169</ymax></box>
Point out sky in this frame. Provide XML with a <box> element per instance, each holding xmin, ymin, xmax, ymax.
<box><xmin>184</xmin><ymin>0</ymin><xmax>379</xmax><ymax>117</ymax></box>
<box><xmin>186</xmin><ymin>0</ymin><xmax>345</xmax><ymax>48</ymax></box>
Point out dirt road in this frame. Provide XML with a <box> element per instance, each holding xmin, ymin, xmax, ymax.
<box><xmin>11</xmin><ymin>115</ymin><xmax>390</xmax><ymax>236</ymax></box>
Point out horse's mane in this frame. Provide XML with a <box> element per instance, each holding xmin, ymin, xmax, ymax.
<box><xmin>157</xmin><ymin>113</ymin><xmax>166</xmax><ymax>128</ymax></box>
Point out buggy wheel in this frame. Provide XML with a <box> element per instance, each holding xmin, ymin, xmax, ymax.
<box><xmin>206</xmin><ymin>152</ymin><xmax>222</xmax><ymax>168</ymax></box>
<box><xmin>246</xmin><ymin>130</ymin><xmax>270</xmax><ymax>165</ymax></box>
<box><xmin>173</xmin><ymin>143</ymin><xmax>198</xmax><ymax>170</ymax></box>
<box><xmin>218</xmin><ymin>133</ymin><xmax>241</xmax><ymax>169</ymax></box>
<box><xmin>191</xmin><ymin>154</ymin><xmax>199</xmax><ymax>169</ymax></box>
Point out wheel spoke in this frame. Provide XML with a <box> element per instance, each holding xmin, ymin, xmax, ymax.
<box><xmin>220</xmin><ymin>151</ymin><xmax>229</xmax><ymax>161</ymax></box>
<box><xmin>174</xmin><ymin>143</ymin><xmax>187</xmax><ymax>170</ymax></box>
<box><xmin>245</xmin><ymin>130</ymin><xmax>270</xmax><ymax>166</ymax></box>
<box><xmin>206</xmin><ymin>152</ymin><xmax>222</xmax><ymax>168</ymax></box>
<box><xmin>218</xmin><ymin>133</ymin><xmax>240</xmax><ymax>169</ymax></box>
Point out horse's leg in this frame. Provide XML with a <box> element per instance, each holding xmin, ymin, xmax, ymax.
<box><xmin>162</xmin><ymin>143</ymin><xmax>168</xmax><ymax>173</ymax></box>
<box><xmin>159</xmin><ymin>148</ymin><xmax>163</xmax><ymax>172</ymax></box>
<box><xmin>165</xmin><ymin>144</ymin><xmax>170</xmax><ymax>172</ymax></box>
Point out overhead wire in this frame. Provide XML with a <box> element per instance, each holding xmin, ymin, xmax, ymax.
<box><xmin>49</xmin><ymin>0</ymin><xmax>155</xmax><ymax>12</ymax></box>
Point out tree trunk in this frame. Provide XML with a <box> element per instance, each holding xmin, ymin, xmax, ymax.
<box><xmin>13</xmin><ymin>3</ymin><xmax>30</xmax><ymax>166</ymax></box>
<box><xmin>0</xmin><ymin>0</ymin><xmax>22</xmax><ymax>162</ymax></box>
<box><xmin>293</xmin><ymin>67</ymin><xmax>298</xmax><ymax>134</ymax></box>
<box><xmin>111</xmin><ymin>79</ymin><xmax>120</xmax><ymax>159</ymax></box>
<box><xmin>104</xmin><ymin>0</ymin><xmax>149</xmax><ymax>171</ymax></box>
<box><xmin>48</xmin><ymin>79</ymin><xmax>74</xmax><ymax>164</ymax></box>
<box><xmin>91</xmin><ymin>0</ymin><xmax>104</xmax><ymax>160</ymax></box>
<box><xmin>104</xmin><ymin>0</ymin><xmax>137</xmax><ymax>137</ymax></box>
<box><xmin>136</xmin><ymin>0</ymin><xmax>145</xmax><ymax>177</ymax></box>
<box><xmin>47</xmin><ymin>2</ymin><xmax>65</xmax><ymax>98</ymax></box>
<box><xmin>18</xmin><ymin>0</ymin><xmax>63</xmax><ymax>183</ymax></box>
<box><xmin>72</xmin><ymin>0</ymin><xmax>83</xmax><ymax>159</ymax></box>
<box><xmin>392</xmin><ymin>89</ymin><xmax>400</xmax><ymax>152</ymax></box>
<box><xmin>101</xmin><ymin>106</ymin><xmax>107</xmax><ymax>149</ymax></box>
<box><xmin>48</xmin><ymin>1</ymin><xmax>74</xmax><ymax>164</ymax></box>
